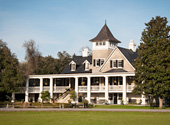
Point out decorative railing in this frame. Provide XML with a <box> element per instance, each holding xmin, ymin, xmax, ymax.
<box><xmin>43</xmin><ymin>86</ymin><xmax>50</xmax><ymax>91</ymax></box>
<box><xmin>127</xmin><ymin>85</ymin><xmax>135</xmax><ymax>91</ymax></box>
<box><xmin>91</xmin><ymin>86</ymin><xmax>105</xmax><ymax>91</ymax></box>
<box><xmin>53</xmin><ymin>86</ymin><xmax>69</xmax><ymax>92</ymax></box>
<box><xmin>79</xmin><ymin>86</ymin><xmax>87</xmax><ymax>91</ymax></box>
<box><xmin>109</xmin><ymin>85</ymin><xmax>123</xmax><ymax>91</ymax></box>
<box><xmin>28</xmin><ymin>87</ymin><xmax>40</xmax><ymax>93</ymax></box>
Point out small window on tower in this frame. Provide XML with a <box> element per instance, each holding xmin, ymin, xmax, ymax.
<box><xmin>103</xmin><ymin>42</ymin><xmax>105</xmax><ymax>45</ymax></box>
<box><xmin>96</xmin><ymin>42</ymin><xmax>98</xmax><ymax>46</ymax></box>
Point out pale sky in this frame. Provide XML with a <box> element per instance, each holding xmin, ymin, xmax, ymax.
<box><xmin>0</xmin><ymin>0</ymin><xmax>170</xmax><ymax>62</ymax></box>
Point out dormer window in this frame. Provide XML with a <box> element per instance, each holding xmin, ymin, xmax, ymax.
<box><xmin>83</xmin><ymin>60</ymin><xmax>90</xmax><ymax>71</ymax></box>
<box><xmin>69</xmin><ymin>61</ymin><xmax>76</xmax><ymax>71</ymax></box>
<box><xmin>110</xmin><ymin>59</ymin><xmax>124</xmax><ymax>68</ymax></box>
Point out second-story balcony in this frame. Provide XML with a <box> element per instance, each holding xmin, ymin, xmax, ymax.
<box><xmin>53</xmin><ymin>86</ymin><xmax>69</xmax><ymax>93</ymax></box>
<box><xmin>78</xmin><ymin>85</ymin><xmax>135</xmax><ymax>92</ymax></box>
<box><xmin>29</xmin><ymin>87</ymin><xmax>40</xmax><ymax>93</ymax></box>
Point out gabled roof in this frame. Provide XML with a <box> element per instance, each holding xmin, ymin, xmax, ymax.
<box><xmin>118</xmin><ymin>47</ymin><xmax>138</xmax><ymax>66</ymax></box>
<box><xmin>61</xmin><ymin>56</ymin><xmax>92</xmax><ymax>74</ymax></box>
<box><xmin>89</xmin><ymin>24</ymin><xmax>121</xmax><ymax>43</ymax></box>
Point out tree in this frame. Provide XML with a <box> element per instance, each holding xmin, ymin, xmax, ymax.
<box><xmin>35</xmin><ymin>56</ymin><xmax>58</xmax><ymax>74</ymax></box>
<box><xmin>41</xmin><ymin>91</ymin><xmax>50</xmax><ymax>103</ymax></box>
<box><xmin>133</xmin><ymin>16</ymin><xmax>170</xmax><ymax>108</ymax></box>
<box><xmin>69</xmin><ymin>90</ymin><xmax>77</xmax><ymax>101</ymax></box>
<box><xmin>0</xmin><ymin>39</ymin><xmax>25</xmax><ymax>99</ymax></box>
<box><xmin>23</xmin><ymin>40</ymin><xmax>41</xmax><ymax>75</ymax></box>
<box><xmin>57</xmin><ymin>51</ymin><xmax>71</xmax><ymax>73</ymax></box>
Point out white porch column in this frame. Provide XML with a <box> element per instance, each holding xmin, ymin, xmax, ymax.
<box><xmin>25</xmin><ymin>78</ymin><xmax>29</xmax><ymax>102</ymax></box>
<box><xmin>39</xmin><ymin>78</ymin><xmax>43</xmax><ymax>102</ymax></box>
<box><xmin>75</xmin><ymin>77</ymin><xmax>78</xmax><ymax>103</ymax></box>
<box><xmin>105</xmin><ymin>76</ymin><xmax>109</xmax><ymax>102</ymax></box>
<box><xmin>123</xmin><ymin>76</ymin><xmax>127</xmax><ymax>104</ymax></box>
<box><xmin>141</xmin><ymin>94</ymin><xmax>146</xmax><ymax>105</ymax></box>
<box><xmin>69</xmin><ymin>78</ymin><xmax>71</xmax><ymax>88</ymax></box>
<box><xmin>87</xmin><ymin>77</ymin><xmax>91</xmax><ymax>103</ymax></box>
<box><xmin>11</xmin><ymin>92</ymin><xmax>15</xmax><ymax>103</ymax></box>
<box><xmin>54</xmin><ymin>78</ymin><xmax>56</xmax><ymax>92</ymax></box>
<box><xmin>50</xmin><ymin>78</ymin><xmax>53</xmax><ymax>103</ymax></box>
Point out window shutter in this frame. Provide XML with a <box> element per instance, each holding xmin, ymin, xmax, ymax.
<box><xmin>110</xmin><ymin>60</ymin><xmax>112</xmax><ymax>68</ymax></box>
<box><xmin>93</xmin><ymin>59</ymin><xmax>96</xmax><ymax>66</ymax></box>
<box><xmin>116</xmin><ymin>60</ymin><xmax>118</xmax><ymax>67</ymax></box>
<box><xmin>84</xmin><ymin>63</ymin><xmax>85</xmax><ymax>70</ymax></box>
<box><xmin>122</xmin><ymin>60</ymin><xmax>124</xmax><ymax>67</ymax></box>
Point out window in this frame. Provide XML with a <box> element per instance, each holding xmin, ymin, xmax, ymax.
<box><xmin>113</xmin><ymin>60</ymin><xmax>117</xmax><ymax>68</ymax></box>
<box><xmin>71</xmin><ymin>63</ymin><xmax>76</xmax><ymax>71</ymax></box>
<box><xmin>69</xmin><ymin>61</ymin><xmax>76</xmax><ymax>71</ymax></box>
<box><xmin>110</xmin><ymin>59</ymin><xmax>124</xmax><ymax>68</ymax></box>
<box><xmin>85</xmin><ymin>62</ymin><xmax>90</xmax><ymax>71</ymax></box>
<box><xmin>118</xmin><ymin>60</ymin><xmax>123</xmax><ymax>68</ymax></box>
<box><xmin>96</xmin><ymin>42</ymin><xmax>106</xmax><ymax>46</ymax></box>
<box><xmin>93</xmin><ymin>59</ymin><xmax>105</xmax><ymax>67</ymax></box>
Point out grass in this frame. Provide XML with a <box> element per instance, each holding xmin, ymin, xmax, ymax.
<box><xmin>0</xmin><ymin>111</ymin><xmax>170</xmax><ymax>125</ymax></box>
<box><xmin>94</xmin><ymin>105</ymin><xmax>170</xmax><ymax>109</ymax></box>
<box><xmin>94</xmin><ymin>105</ymin><xmax>151</xmax><ymax>109</ymax></box>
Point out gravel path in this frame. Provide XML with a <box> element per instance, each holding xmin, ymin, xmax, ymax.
<box><xmin>0</xmin><ymin>108</ymin><xmax>170</xmax><ymax>112</ymax></box>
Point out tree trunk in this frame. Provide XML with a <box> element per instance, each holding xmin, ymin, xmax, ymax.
<box><xmin>159</xmin><ymin>97</ymin><xmax>163</xmax><ymax>108</ymax></box>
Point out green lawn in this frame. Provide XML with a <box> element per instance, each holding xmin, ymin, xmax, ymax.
<box><xmin>94</xmin><ymin>105</ymin><xmax>152</xmax><ymax>109</ymax></box>
<box><xmin>94</xmin><ymin>105</ymin><xmax>170</xmax><ymax>109</ymax></box>
<box><xmin>0</xmin><ymin>111</ymin><xmax>170</xmax><ymax>125</ymax></box>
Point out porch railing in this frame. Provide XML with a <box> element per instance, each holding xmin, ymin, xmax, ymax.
<box><xmin>109</xmin><ymin>85</ymin><xmax>123</xmax><ymax>91</ymax></box>
<box><xmin>28</xmin><ymin>87</ymin><xmax>40</xmax><ymax>93</ymax></box>
<box><xmin>91</xmin><ymin>86</ymin><xmax>105</xmax><ymax>91</ymax></box>
<box><xmin>53</xmin><ymin>86</ymin><xmax>69</xmax><ymax>92</ymax></box>
<box><xmin>43</xmin><ymin>86</ymin><xmax>50</xmax><ymax>91</ymax></box>
<box><xmin>127</xmin><ymin>85</ymin><xmax>135</xmax><ymax>91</ymax></box>
<box><xmin>79</xmin><ymin>86</ymin><xmax>87</xmax><ymax>91</ymax></box>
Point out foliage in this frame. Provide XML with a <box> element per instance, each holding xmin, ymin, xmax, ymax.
<box><xmin>0</xmin><ymin>39</ymin><xmax>25</xmax><ymax>95</ymax></box>
<box><xmin>35</xmin><ymin>56</ymin><xmax>58</xmax><ymax>74</ymax></box>
<box><xmin>69</xmin><ymin>90</ymin><xmax>77</xmax><ymax>101</ymax></box>
<box><xmin>22</xmin><ymin>40</ymin><xmax>41</xmax><ymax>75</ymax></box>
<box><xmin>57</xmin><ymin>51</ymin><xmax>71</xmax><ymax>73</ymax></box>
<box><xmin>41</xmin><ymin>91</ymin><xmax>50</xmax><ymax>102</ymax></box>
<box><xmin>133</xmin><ymin>16</ymin><xmax>170</xmax><ymax>108</ymax></box>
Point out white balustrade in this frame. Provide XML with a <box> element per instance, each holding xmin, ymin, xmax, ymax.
<box><xmin>43</xmin><ymin>86</ymin><xmax>50</xmax><ymax>91</ymax></box>
<box><xmin>79</xmin><ymin>86</ymin><xmax>87</xmax><ymax>91</ymax></box>
<box><xmin>28</xmin><ymin>87</ymin><xmax>40</xmax><ymax>93</ymax></box>
<box><xmin>54</xmin><ymin>86</ymin><xmax>69</xmax><ymax>92</ymax></box>
<box><xmin>127</xmin><ymin>85</ymin><xmax>135</xmax><ymax>91</ymax></box>
<box><xmin>109</xmin><ymin>85</ymin><xmax>123</xmax><ymax>91</ymax></box>
<box><xmin>91</xmin><ymin>86</ymin><xmax>105</xmax><ymax>91</ymax></box>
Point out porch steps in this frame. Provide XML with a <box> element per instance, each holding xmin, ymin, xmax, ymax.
<box><xmin>55</xmin><ymin>89</ymin><xmax>71</xmax><ymax>103</ymax></box>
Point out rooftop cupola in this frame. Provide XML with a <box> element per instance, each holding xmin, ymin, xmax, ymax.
<box><xmin>89</xmin><ymin>24</ymin><xmax>120</xmax><ymax>43</ymax></box>
<box><xmin>89</xmin><ymin>24</ymin><xmax>121</xmax><ymax>50</ymax></box>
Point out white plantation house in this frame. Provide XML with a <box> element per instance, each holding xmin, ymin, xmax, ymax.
<box><xmin>16</xmin><ymin>24</ymin><xmax>147</xmax><ymax>105</ymax></box>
